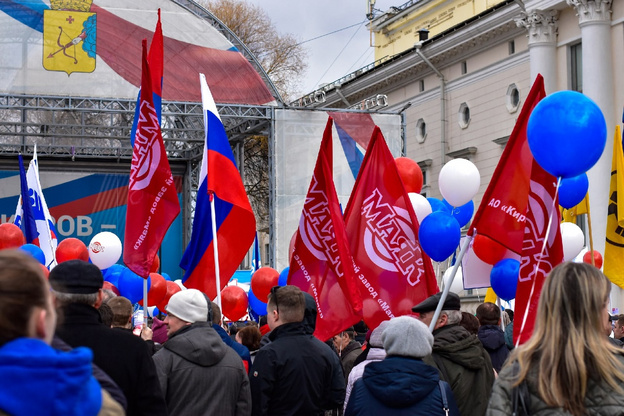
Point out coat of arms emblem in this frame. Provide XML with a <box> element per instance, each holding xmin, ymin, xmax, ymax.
<box><xmin>43</xmin><ymin>0</ymin><xmax>96</xmax><ymax>75</ymax></box>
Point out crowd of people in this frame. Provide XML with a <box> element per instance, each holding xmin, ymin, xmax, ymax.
<box><xmin>0</xmin><ymin>250</ymin><xmax>624</xmax><ymax>415</ymax></box>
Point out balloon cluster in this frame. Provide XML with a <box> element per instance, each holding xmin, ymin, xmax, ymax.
<box><xmin>413</xmin><ymin>158</ymin><xmax>480</xmax><ymax>262</ymax></box>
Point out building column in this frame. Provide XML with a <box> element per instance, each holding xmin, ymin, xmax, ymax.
<box><xmin>515</xmin><ymin>9</ymin><xmax>559</xmax><ymax>95</ymax></box>
<box><xmin>567</xmin><ymin>0</ymin><xmax>616</xmax><ymax>307</ymax></box>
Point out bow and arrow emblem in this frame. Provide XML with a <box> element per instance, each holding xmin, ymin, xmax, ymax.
<box><xmin>47</xmin><ymin>26</ymin><xmax>87</xmax><ymax>64</ymax></box>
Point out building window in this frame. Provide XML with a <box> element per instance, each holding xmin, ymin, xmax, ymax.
<box><xmin>417</xmin><ymin>159</ymin><xmax>432</xmax><ymax>197</ymax></box>
<box><xmin>461</xmin><ymin>61</ymin><xmax>467</xmax><ymax>75</ymax></box>
<box><xmin>458</xmin><ymin>103</ymin><xmax>471</xmax><ymax>129</ymax></box>
<box><xmin>419</xmin><ymin>80</ymin><xmax>425</xmax><ymax>92</ymax></box>
<box><xmin>570</xmin><ymin>42</ymin><xmax>582</xmax><ymax>93</ymax></box>
<box><xmin>506</xmin><ymin>84</ymin><xmax>520</xmax><ymax>113</ymax></box>
<box><xmin>508</xmin><ymin>40</ymin><xmax>515</xmax><ymax>55</ymax></box>
<box><xmin>416</xmin><ymin>118</ymin><xmax>427</xmax><ymax>143</ymax></box>
<box><xmin>264</xmin><ymin>243</ymin><xmax>269</xmax><ymax>266</ymax></box>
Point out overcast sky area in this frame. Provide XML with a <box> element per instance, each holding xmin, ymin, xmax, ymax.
<box><xmin>242</xmin><ymin>0</ymin><xmax>398</xmax><ymax>97</ymax></box>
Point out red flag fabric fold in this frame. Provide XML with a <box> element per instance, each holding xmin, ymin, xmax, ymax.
<box><xmin>288</xmin><ymin>118</ymin><xmax>363</xmax><ymax>341</ymax></box>
<box><xmin>123</xmin><ymin>40</ymin><xmax>180</xmax><ymax>278</ymax></box>
<box><xmin>343</xmin><ymin>127</ymin><xmax>438</xmax><ymax>330</ymax></box>
<box><xmin>514</xmin><ymin>160</ymin><xmax>563</xmax><ymax>345</ymax></box>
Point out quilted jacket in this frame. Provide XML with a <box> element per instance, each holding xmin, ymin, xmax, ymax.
<box><xmin>487</xmin><ymin>353</ymin><xmax>624</xmax><ymax>415</ymax></box>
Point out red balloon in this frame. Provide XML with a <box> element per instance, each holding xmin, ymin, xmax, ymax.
<box><xmin>156</xmin><ymin>281</ymin><xmax>182</xmax><ymax>312</ymax></box>
<box><xmin>56</xmin><ymin>238</ymin><xmax>89</xmax><ymax>263</ymax></box>
<box><xmin>40</xmin><ymin>264</ymin><xmax>50</xmax><ymax>279</ymax></box>
<box><xmin>473</xmin><ymin>235</ymin><xmax>507</xmax><ymax>265</ymax></box>
<box><xmin>139</xmin><ymin>273</ymin><xmax>168</xmax><ymax>307</ymax></box>
<box><xmin>103</xmin><ymin>281</ymin><xmax>120</xmax><ymax>296</ymax></box>
<box><xmin>251</xmin><ymin>267</ymin><xmax>280</xmax><ymax>303</ymax></box>
<box><xmin>221</xmin><ymin>286</ymin><xmax>248</xmax><ymax>322</ymax></box>
<box><xmin>395</xmin><ymin>157</ymin><xmax>424</xmax><ymax>194</ymax></box>
<box><xmin>0</xmin><ymin>223</ymin><xmax>26</xmax><ymax>250</ymax></box>
<box><xmin>583</xmin><ymin>250</ymin><xmax>603</xmax><ymax>269</ymax></box>
<box><xmin>150</xmin><ymin>254</ymin><xmax>160</xmax><ymax>273</ymax></box>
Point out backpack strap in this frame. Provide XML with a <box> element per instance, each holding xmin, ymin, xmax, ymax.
<box><xmin>511</xmin><ymin>361</ymin><xmax>531</xmax><ymax>416</ymax></box>
<box><xmin>438</xmin><ymin>380</ymin><xmax>450</xmax><ymax>416</ymax></box>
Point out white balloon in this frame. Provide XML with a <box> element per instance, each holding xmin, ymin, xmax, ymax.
<box><xmin>438</xmin><ymin>158</ymin><xmax>481</xmax><ymax>207</ymax></box>
<box><xmin>408</xmin><ymin>192</ymin><xmax>432</xmax><ymax>223</ymax></box>
<box><xmin>560</xmin><ymin>222</ymin><xmax>585</xmax><ymax>261</ymax></box>
<box><xmin>88</xmin><ymin>232</ymin><xmax>122</xmax><ymax>270</ymax></box>
<box><xmin>442</xmin><ymin>266</ymin><xmax>465</xmax><ymax>293</ymax></box>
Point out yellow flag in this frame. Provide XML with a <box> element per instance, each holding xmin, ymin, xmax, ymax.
<box><xmin>561</xmin><ymin>193</ymin><xmax>589</xmax><ymax>223</ymax></box>
<box><xmin>484</xmin><ymin>287</ymin><xmax>497</xmax><ymax>304</ymax></box>
<box><xmin>604</xmin><ymin>126</ymin><xmax>624</xmax><ymax>288</ymax></box>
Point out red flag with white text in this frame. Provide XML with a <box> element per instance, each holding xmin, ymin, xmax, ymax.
<box><xmin>343</xmin><ymin>127</ymin><xmax>438</xmax><ymax>330</ymax></box>
<box><xmin>124</xmin><ymin>40</ymin><xmax>180</xmax><ymax>277</ymax></box>
<box><xmin>514</xmin><ymin>160</ymin><xmax>563</xmax><ymax>345</ymax></box>
<box><xmin>462</xmin><ymin>75</ymin><xmax>546</xmax><ymax>288</ymax></box>
<box><xmin>288</xmin><ymin>118</ymin><xmax>363</xmax><ymax>341</ymax></box>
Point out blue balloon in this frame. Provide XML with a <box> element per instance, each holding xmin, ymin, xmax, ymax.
<box><xmin>443</xmin><ymin>199</ymin><xmax>474</xmax><ymax>228</ymax></box>
<box><xmin>278</xmin><ymin>267</ymin><xmax>289</xmax><ymax>286</ymax></box>
<box><xmin>490</xmin><ymin>258</ymin><xmax>520</xmax><ymax>301</ymax></box>
<box><xmin>558</xmin><ymin>173</ymin><xmax>588</xmax><ymax>209</ymax></box>
<box><xmin>118</xmin><ymin>268</ymin><xmax>150</xmax><ymax>304</ymax></box>
<box><xmin>20</xmin><ymin>243</ymin><xmax>45</xmax><ymax>265</ymax></box>
<box><xmin>161</xmin><ymin>272</ymin><xmax>172</xmax><ymax>281</ymax></box>
<box><xmin>427</xmin><ymin>198</ymin><xmax>451</xmax><ymax>214</ymax></box>
<box><xmin>527</xmin><ymin>91</ymin><xmax>607</xmax><ymax>179</ymax></box>
<box><xmin>103</xmin><ymin>264</ymin><xmax>125</xmax><ymax>288</ymax></box>
<box><xmin>418</xmin><ymin>211</ymin><xmax>461</xmax><ymax>262</ymax></box>
<box><xmin>248</xmin><ymin>287</ymin><xmax>267</xmax><ymax>316</ymax></box>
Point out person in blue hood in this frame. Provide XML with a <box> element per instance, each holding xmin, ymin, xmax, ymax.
<box><xmin>345</xmin><ymin>316</ymin><xmax>460</xmax><ymax>416</ymax></box>
<box><xmin>0</xmin><ymin>250</ymin><xmax>105</xmax><ymax>416</ymax></box>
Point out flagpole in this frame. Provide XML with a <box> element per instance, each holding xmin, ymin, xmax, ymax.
<box><xmin>143</xmin><ymin>278</ymin><xmax>148</xmax><ymax>323</ymax></box>
<box><xmin>210</xmin><ymin>192</ymin><xmax>222</xmax><ymax>307</ymax></box>
<box><xmin>429</xmin><ymin>234</ymin><xmax>473</xmax><ymax>332</ymax></box>
<box><xmin>586</xmin><ymin>196</ymin><xmax>595</xmax><ymax>266</ymax></box>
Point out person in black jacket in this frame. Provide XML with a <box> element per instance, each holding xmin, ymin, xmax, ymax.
<box><xmin>476</xmin><ymin>302</ymin><xmax>510</xmax><ymax>373</ymax></box>
<box><xmin>250</xmin><ymin>285</ymin><xmax>345</xmax><ymax>416</ymax></box>
<box><xmin>50</xmin><ymin>260</ymin><xmax>167</xmax><ymax>416</ymax></box>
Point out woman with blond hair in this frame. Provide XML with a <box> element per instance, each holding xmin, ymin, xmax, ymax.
<box><xmin>487</xmin><ymin>262</ymin><xmax>624</xmax><ymax>416</ymax></box>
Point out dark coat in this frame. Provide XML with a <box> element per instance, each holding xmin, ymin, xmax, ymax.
<box><xmin>345</xmin><ymin>356</ymin><xmax>460</xmax><ymax>416</ymax></box>
<box><xmin>340</xmin><ymin>340</ymin><xmax>363</xmax><ymax>381</ymax></box>
<box><xmin>250</xmin><ymin>321</ymin><xmax>345</xmax><ymax>416</ymax></box>
<box><xmin>213</xmin><ymin>323</ymin><xmax>252</xmax><ymax>370</ymax></box>
<box><xmin>153</xmin><ymin>322</ymin><xmax>250</xmax><ymax>416</ymax></box>
<box><xmin>477</xmin><ymin>325</ymin><xmax>510</xmax><ymax>372</ymax></box>
<box><xmin>55</xmin><ymin>303</ymin><xmax>167</xmax><ymax>416</ymax></box>
<box><xmin>423</xmin><ymin>324</ymin><xmax>494</xmax><ymax>416</ymax></box>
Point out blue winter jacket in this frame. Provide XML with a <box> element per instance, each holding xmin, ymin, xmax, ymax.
<box><xmin>0</xmin><ymin>337</ymin><xmax>102</xmax><ymax>416</ymax></box>
<box><xmin>345</xmin><ymin>356</ymin><xmax>460</xmax><ymax>416</ymax></box>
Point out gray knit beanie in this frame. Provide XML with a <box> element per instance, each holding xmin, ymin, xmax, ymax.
<box><xmin>165</xmin><ymin>289</ymin><xmax>209</xmax><ymax>323</ymax></box>
<box><xmin>369</xmin><ymin>320</ymin><xmax>390</xmax><ymax>348</ymax></box>
<box><xmin>382</xmin><ymin>316</ymin><xmax>433</xmax><ymax>358</ymax></box>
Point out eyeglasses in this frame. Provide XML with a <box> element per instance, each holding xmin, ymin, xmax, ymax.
<box><xmin>270</xmin><ymin>286</ymin><xmax>280</xmax><ymax>313</ymax></box>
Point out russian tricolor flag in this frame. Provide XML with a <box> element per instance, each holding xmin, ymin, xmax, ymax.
<box><xmin>180</xmin><ymin>74</ymin><xmax>256</xmax><ymax>299</ymax></box>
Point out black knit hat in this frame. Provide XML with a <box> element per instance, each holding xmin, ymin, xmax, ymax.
<box><xmin>49</xmin><ymin>260</ymin><xmax>103</xmax><ymax>294</ymax></box>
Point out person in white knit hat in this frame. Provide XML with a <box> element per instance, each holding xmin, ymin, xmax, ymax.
<box><xmin>153</xmin><ymin>289</ymin><xmax>251</xmax><ymax>416</ymax></box>
<box><xmin>345</xmin><ymin>316</ymin><xmax>460</xmax><ymax>416</ymax></box>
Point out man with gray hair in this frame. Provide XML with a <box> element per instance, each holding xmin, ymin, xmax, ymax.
<box><xmin>50</xmin><ymin>260</ymin><xmax>166</xmax><ymax>416</ymax></box>
<box><xmin>412</xmin><ymin>292</ymin><xmax>494</xmax><ymax>416</ymax></box>
<box><xmin>153</xmin><ymin>289</ymin><xmax>251</xmax><ymax>416</ymax></box>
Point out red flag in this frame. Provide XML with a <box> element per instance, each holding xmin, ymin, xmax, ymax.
<box><xmin>514</xmin><ymin>160</ymin><xmax>563</xmax><ymax>345</ymax></box>
<box><xmin>462</xmin><ymin>75</ymin><xmax>546</xmax><ymax>288</ymax></box>
<box><xmin>124</xmin><ymin>40</ymin><xmax>180</xmax><ymax>278</ymax></box>
<box><xmin>343</xmin><ymin>127</ymin><xmax>438</xmax><ymax>330</ymax></box>
<box><xmin>288</xmin><ymin>118</ymin><xmax>363</xmax><ymax>341</ymax></box>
